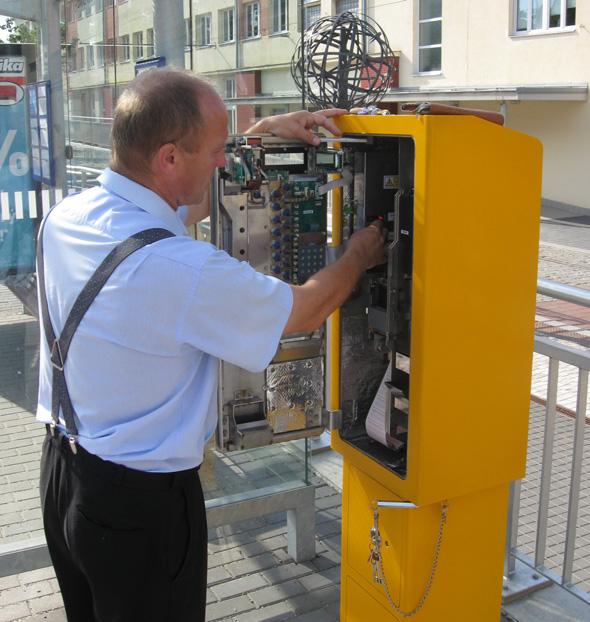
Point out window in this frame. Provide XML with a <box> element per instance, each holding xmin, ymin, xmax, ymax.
<box><xmin>87</xmin><ymin>44</ymin><xmax>95</xmax><ymax>69</ymax></box>
<box><xmin>304</xmin><ymin>4</ymin><xmax>321</xmax><ymax>29</ymax></box>
<box><xmin>335</xmin><ymin>0</ymin><xmax>358</xmax><ymax>14</ymax></box>
<box><xmin>197</xmin><ymin>14</ymin><xmax>212</xmax><ymax>46</ymax></box>
<box><xmin>418</xmin><ymin>0</ymin><xmax>442</xmax><ymax>73</ymax></box>
<box><xmin>220</xmin><ymin>8</ymin><xmax>235</xmax><ymax>43</ymax></box>
<box><xmin>76</xmin><ymin>46</ymin><xmax>85</xmax><ymax>70</ymax></box>
<box><xmin>227</xmin><ymin>107</ymin><xmax>236</xmax><ymax>134</ymax></box>
<box><xmin>246</xmin><ymin>3</ymin><xmax>260</xmax><ymax>38</ymax></box>
<box><xmin>117</xmin><ymin>34</ymin><xmax>130</xmax><ymax>62</ymax></box>
<box><xmin>226</xmin><ymin>78</ymin><xmax>236</xmax><ymax>99</ymax></box>
<box><xmin>184</xmin><ymin>18</ymin><xmax>191</xmax><ymax>46</ymax></box>
<box><xmin>106</xmin><ymin>38</ymin><xmax>115</xmax><ymax>64</ymax></box>
<box><xmin>515</xmin><ymin>0</ymin><xmax>575</xmax><ymax>33</ymax></box>
<box><xmin>132</xmin><ymin>31</ymin><xmax>144</xmax><ymax>60</ymax></box>
<box><xmin>146</xmin><ymin>28</ymin><xmax>154</xmax><ymax>56</ymax></box>
<box><xmin>272</xmin><ymin>0</ymin><xmax>288</xmax><ymax>33</ymax></box>
<box><xmin>96</xmin><ymin>41</ymin><xmax>104</xmax><ymax>66</ymax></box>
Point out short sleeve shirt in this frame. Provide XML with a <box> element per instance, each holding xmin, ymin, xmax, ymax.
<box><xmin>36</xmin><ymin>169</ymin><xmax>293</xmax><ymax>472</ymax></box>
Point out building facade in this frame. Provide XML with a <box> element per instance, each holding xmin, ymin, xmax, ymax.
<box><xmin>61</xmin><ymin>0</ymin><xmax>587</xmax><ymax>210</ymax></box>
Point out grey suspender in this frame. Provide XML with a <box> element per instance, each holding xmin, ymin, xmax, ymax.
<box><xmin>37</xmin><ymin>214</ymin><xmax>175</xmax><ymax>453</ymax></box>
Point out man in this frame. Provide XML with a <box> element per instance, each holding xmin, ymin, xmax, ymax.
<box><xmin>37</xmin><ymin>68</ymin><xmax>386</xmax><ymax>622</ymax></box>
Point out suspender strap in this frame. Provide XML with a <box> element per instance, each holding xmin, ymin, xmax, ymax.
<box><xmin>37</xmin><ymin>221</ymin><xmax>175</xmax><ymax>449</ymax></box>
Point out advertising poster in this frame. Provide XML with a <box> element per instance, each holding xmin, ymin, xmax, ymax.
<box><xmin>0</xmin><ymin>53</ymin><xmax>36</xmax><ymax>279</ymax></box>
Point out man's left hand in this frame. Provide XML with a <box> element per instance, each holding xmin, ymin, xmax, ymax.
<box><xmin>245</xmin><ymin>109</ymin><xmax>348</xmax><ymax>146</ymax></box>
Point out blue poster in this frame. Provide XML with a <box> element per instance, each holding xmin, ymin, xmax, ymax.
<box><xmin>0</xmin><ymin>54</ymin><xmax>36</xmax><ymax>278</ymax></box>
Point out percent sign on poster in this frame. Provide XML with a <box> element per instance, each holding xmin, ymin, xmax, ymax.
<box><xmin>0</xmin><ymin>129</ymin><xmax>29</xmax><ymax>177</ymax></box>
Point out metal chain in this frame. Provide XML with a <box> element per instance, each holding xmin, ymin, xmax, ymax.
<box><xmin>368</xmin><ymin>500</ymin><xmax>449</xmax><ymax>618</ymax></box>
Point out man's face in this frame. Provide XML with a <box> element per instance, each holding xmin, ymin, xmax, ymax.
<box><xmin>176</xmin><ymin>94</ymin><xmax>228</xmax><ymax>210</ymax></box>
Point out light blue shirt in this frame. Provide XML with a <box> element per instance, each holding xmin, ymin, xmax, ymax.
<box><xmin>36</xmin><ymin>169</ymin><xmax>293</xmax><ymax>472</ymax></box>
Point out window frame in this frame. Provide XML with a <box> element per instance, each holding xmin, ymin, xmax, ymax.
<box><xmin>184</xmin><ymin>18</ymin><xmax>191</xmax><ymax>47</ymax></box>
<box><xmin>87</xmin><ymin>44</ymin><xmax>95</xmax><ymax>69</ymax></box>
<box><xmin>106</xmin><ymin>38</ymin><xmax>115</xmax><ymax>65</ymax></box>
<box><xmin>220</xmin><ymin>8</ymin><xmax>235</xmax><ymax>44</ymax></box>
<box><xmin>416</xmin><ymin>0</ymin><xmax>442</xmax><ymax>76</ymax></box>
<box><xmin>76</xmin><ymin>46</ymin><xmax>85</xmax><ymax>71</ymax></box>
<box><xmin>513</xmin><ymin>0</ymin><xmax>576</xmax><ymax>36</ymax></box>
<box><xmin>96</xmin><ymin>41</ymin><xmax>104</xmax><ymax>67</ymax></box>
<box><xmin>226</xmin><ymin>78</ymin><xmax>236</xmax><ymax>99</ymax></box>
<box><xmin>146</xmin><ymin>28</ymin><xmax>154</xmax><ymax>56</ymax></box>
<box><xmin>117</xmin><ymin>34</ymin><xmax>130</xmax><ymax>63</ymax></box>
<box><xmin>196</xmin><ymin>13</ymin><xmax>212</xmax><ymax>47</ymax></box>
<box><xmin>272</xmin><ymin>0</ymin><xmax>289</xmax><ymax>34</ymax></box>
<box><xmin>335</xmin><ymin>0</ymin><xmax>358</xmax><ymax>15</ymax></box>
<box><xmin>304</xmin><ymin>3</ymin><xmax>321</xmax><ymax>30</ymax></box>
<box><xmin>246</xmin><ymin>2</ymin><xmax>260</xmax><ymax>39</ymax></box>
<box><xmin>132</xmin><ymin>31</ymin><xmax>144</xmax><ymax>60</ymax></box>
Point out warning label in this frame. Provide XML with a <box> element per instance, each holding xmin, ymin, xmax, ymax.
<box><xmin>383</xmin><ymin>175</ymin><xmax>400</xmax><ymax>190</ymax></box>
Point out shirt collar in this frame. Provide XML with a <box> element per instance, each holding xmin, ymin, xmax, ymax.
<box><xmin>97</xmin><ymin>168</ymin><xmax>188</xmax><ymax>237</ymax></box>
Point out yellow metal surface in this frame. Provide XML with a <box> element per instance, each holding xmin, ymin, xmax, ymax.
<box><xmin>332</xmin><ymin>115</ymin><xmax>541</xmax><ymax>621</ymax></box>
<box><xmin>332</xmin><ymin>114</ymin><xmax>542</xmax><ymax>505</ymax></box>
<box><xmin>339</xmin><ymin>460</ymin><xmax>509</xmax><ymax>622</ymax></box>
<box><xmin>327</xmin><ymin>177</ymin><xmax>343</xmax><ymax>412</ymax></box>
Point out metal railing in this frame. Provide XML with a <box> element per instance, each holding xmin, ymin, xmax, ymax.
<box><xmin>66</xmin><ymin>164</ymin><xmax>103</xmax><ymax>192</ymax></box>
<box><xmin>504</xmin><ymin>279</ymin><xmax>590</xmax><ymax>605</ymax></box>
<box><xmin>68</xmin><ymin>115</ymin><xmax>112</xmax><ymax>148</ymax></box>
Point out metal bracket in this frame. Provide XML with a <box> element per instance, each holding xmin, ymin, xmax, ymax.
<box><xmin>322</xmin><ymin>408</ymin><xmax>342</xmax><ymax>430</ymax></box>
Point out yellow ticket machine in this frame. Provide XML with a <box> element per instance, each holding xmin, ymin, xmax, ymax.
<box><xmin>329</xmin><ymin>114</ymin><xmax>542</xmax><ymax>621</ymax></box>
<box><xmin>213</xmin><ymin>115</ymin><xmax>541</xmax><ymax>618</ymax></box>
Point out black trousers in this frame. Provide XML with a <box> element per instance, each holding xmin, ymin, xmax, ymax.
<box><xmin>40</xmin><ymin>430</ymin><xmax>207</xmax><ymax>622</ymax></box>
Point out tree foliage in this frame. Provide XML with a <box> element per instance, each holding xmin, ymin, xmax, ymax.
<box><xmin>0</xmin><ymin>18</ymin><xmax>39</xmax><ymax>44</ymax></box>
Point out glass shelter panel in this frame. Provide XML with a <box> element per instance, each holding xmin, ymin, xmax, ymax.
<box><xmin>61</xmin><ymin>0</ymin><xmax>310</xmax><ymax>493</ymax></box>
<box><xmin>0</xmin><ymin>35</ymin><xmax>46</xmax><ymax>550</ymax></box>
<box><xmin>0</xmin><ymin>0</ymin><xmax>311</xmax><ymax>564</ymax></box>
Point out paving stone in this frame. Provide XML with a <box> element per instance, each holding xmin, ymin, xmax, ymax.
<box><xmin>205</xmin><ymin>595</ymin><xmax>255</xmax><ymax>621</ymax></box>
<box><xmin>0</xmin><ymin>602</ymin><xmax>30</xmax><ymax>622</ymax></box>
<box><xmin>224</xmin><ymin>552</ymin><xmax>278</xmax><ymax>578</ymax></box>
<box><xmin>209</xmin><ymin>573</ymin><xmax>268</xmax><ymax>601</ymax></box>
<box><xmin>18</xmin><ymin>568</ymin><xmax>55</xmax><ymax>585</ymax></box>
<box><xmin>291</xmin><ymin>606</ymin><xmax>339</xmax><ymax>622</ymax></box>
<box><xmin>12</xmin><ymin>611</ymin><xmax>65</xmax><ymax>622</ymax></box>
<box><xmin>260</xmin><ymin>561</ymin><xmax>314</xmax><ymax>585</ymax></box>
<box><xmin>298</xmin><ymin>566</ymin><xmax>341</xmax><ymax>592</ymax></box>
<box><xmin>208</xmin><ymin>547</ymin><xmax>245</xmax><ymax>569</ymax></box>
<box><xmin>207</xmin><ymin>565</ymin><xmax>231</xmax><ymax>585</ymax></box>
<box><xmin>310</xmin><ymin>550</ymin><xmax>340</xmax><ymax>571</ymax></box>
<box><xmin>288</xmin><ymin>584</ymin><xmax>340</xmax><ymax>615</ymax></box>
<box><xmin>28</xmin><ymin>593</ymin><xmax>65</xmax><ymax>615</ymax></box>
<box><xmin>232</xmin><ymin>600</ymin><xmax>294</xmax><ymax>622</ymax></box>
<box><xmin>0</xmin><ymin>581</ymin><xmax>53</xmax><ymax>607</ymax></box>
<box><xmin>249</xmin><ymin>578</ymin><xmax>307</xmax><ymax>607</ymax></box>
<box><xmin>0</xmin><ymin>575</ymin><xmax>20</xmax><ymax>591</ymax></box>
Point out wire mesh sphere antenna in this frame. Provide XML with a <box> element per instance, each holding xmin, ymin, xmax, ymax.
<box><xmin>291</xmin><ymin>12</ymin><xmax>395</xmax><ymax>110</ymax></box>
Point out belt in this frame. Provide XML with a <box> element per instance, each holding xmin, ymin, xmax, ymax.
<box><xmin>45</xmin><ymin>425</ymin><xmax>200</xmax><ymax>492</ymax></box>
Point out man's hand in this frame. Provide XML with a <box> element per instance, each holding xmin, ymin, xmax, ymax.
<box><xmin>283</xmin><ymin>221</ymin><xmax>388</xmax><ymax>335</ymax></box>
<box><xmin>245</xmin><ymin>109</ymin><xmax>348</xmax><ymax>146</ymax></box>
<box><xmin>346</xmin><ymin>220</ymin><xmax>388</xmax><ymax>270</ymax></box>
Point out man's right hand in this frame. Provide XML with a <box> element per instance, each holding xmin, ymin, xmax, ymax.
<box><xmin>346</xmin><ymin>220</ymin><xmax>388</xmax><ymax>270</ymax></box>
<box><xmin>283</xmin><ymin>220</ymin><xmax>389</xmax><ymax>335</ymax></box>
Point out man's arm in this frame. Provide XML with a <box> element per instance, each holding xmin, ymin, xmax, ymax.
<box><xmin>245</xmin><ymin>109</ymin><xmax>348</xmax><ymax>146</ymax></box>
<box><xmin>284</xmin><ymin>223</ymin><xmax>387</xmax><ymax>334</ymax></box>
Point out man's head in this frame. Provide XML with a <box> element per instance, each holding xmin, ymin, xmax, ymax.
<box><xmin>110</xmin><ymin>68</ymin><xmax>228</xmax><ymax>211</ymax></box>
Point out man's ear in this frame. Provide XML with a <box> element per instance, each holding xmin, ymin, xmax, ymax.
<box><xmin>152</xmin><ymin>142</ymin><xmax>178</xmax><ymax>175</ymax></box>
